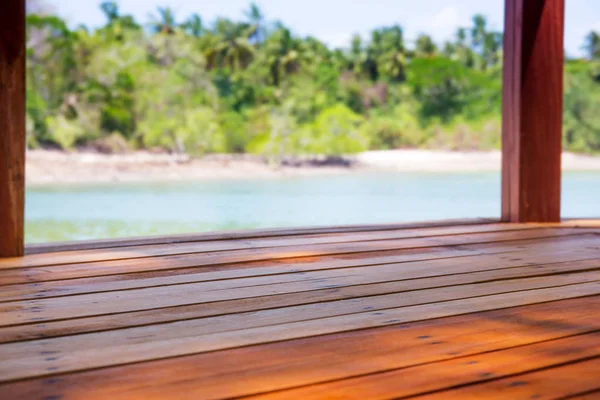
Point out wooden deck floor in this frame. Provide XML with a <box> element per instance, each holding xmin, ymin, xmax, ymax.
<box><xmin>1</xmin><ymin>220</ymin><xmax>600</xmax><ymax>399</ymax></box>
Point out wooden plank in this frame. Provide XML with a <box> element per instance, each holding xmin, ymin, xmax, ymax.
<box><xmin>0</xmin><ymin>244</ymin><xmax>478</xmax><ymax>286</ymax></box>
<box><xmin>0</xmin><ymin>280</ymin><xmax>599</xmax><ymax>382</ymax></box>
<box><xmin>1</xmin><ymin>258</ymin><xmax>599</xmax><ymax>343</ymax></box>
<box><xmin>0</xmin><ymin>229</ymin><xmax>584</xmax><ymax>284</ymax></box>
<box><xmin>0</xmin><ymin>230</ymin><xmax>592</xmax><ymax>288</ymax></box>
<box><xmin>2</xmin><ymin>234</ymin><xmax>597</xmax><ymax>303</ymax></box>
<box><xmin>1</xmin><ymin>296</ymin><xmax>599</xmax><ymax>400</ymax></box>
<box><xmin>560</xmin><ymin>219</ymin><xmax>600</xmax><ymax>228</ymax></box>
<box><xmin>501</xmin><ymin>0</ymin><xmax>565</xmax><ymax>222</ymax></box>
<box><xmin>22</xmin><ymin>219</ymin><xmax>600</xmax><ymax>257</ymax></box>
<box><xmin>0</xmin><ymin>223</ymin><xmax>547</xmax><ymax>270</ymax></box>
<box><xmin>564</xmin><ymin>390</ymin><xmax>600</xmax><ymax>399</ymax></box>
<box><xmin>246</xmin><ymin>333</ymin><xmax>600</xmax><ymax>400</ymax></box>
<box><xmin>423</xmin><ymin>357</ymin><xmax>600</xmax><ymax>400</ymax></box>
<box><xmin>0</xmin><ymin>246</ymin><xmax>474</xmax><ymax>302</ymax></box>
<box><xmin>0</xmin><ymin>0</ymin><xmax>25</xmax><ymax>257</ymax></box>
<box><xmin>2</xmin><ymin>245</ymin><xmax>599</xmax><ymax>327</ymax></box>
<box><xmin>24</xmin><ymin>218</ymin><xmax>499</xmax><ymax>255</ymax></box>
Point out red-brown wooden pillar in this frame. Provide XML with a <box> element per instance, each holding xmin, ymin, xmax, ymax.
<box><xmin>502</xmin><ymin>0</ymin><xmax>565</xmax><ymax>223</ymax></box>
<box><xmin>0</xmin><ymin>0</ymin><xmax>26</xmax><ymax>257</ymax></box>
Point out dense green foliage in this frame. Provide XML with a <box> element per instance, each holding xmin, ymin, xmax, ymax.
<box><xmin>25</xmin><ymin>2</ymin><xmax>600</xmax><ymax>156</ymax></box>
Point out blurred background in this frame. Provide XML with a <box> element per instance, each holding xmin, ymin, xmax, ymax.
<box><xmin>24</xmin><ymin>0</ymin><xmax>600</xmax><ymax>243</ymax></box>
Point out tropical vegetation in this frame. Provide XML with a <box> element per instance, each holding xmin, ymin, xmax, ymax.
<box><xmin>25</xmin><ymin>1</ymin><xmax>600</xmax><ymax>158</ymax></box>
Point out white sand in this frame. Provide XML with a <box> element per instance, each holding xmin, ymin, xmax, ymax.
<box><xmin>356</xmin><ymin>150</ymin><xmax>600</xmax><ymax>172</ymax></box>
<box><xmin>25</xmin><ymin>149</ymin><xmax>600</xmax><ymax>185</ymax></box>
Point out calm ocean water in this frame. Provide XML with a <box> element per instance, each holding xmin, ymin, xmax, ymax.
<box><xmin>25</xmin><ymin>171</ymin><xmax>600</xmax><ymax>243</ymax></box>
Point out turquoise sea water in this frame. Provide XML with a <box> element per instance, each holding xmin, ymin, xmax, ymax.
<box><xmin>25</xmin><ymin>171</ymin><xmax>600</xmax><ymax>243</ymax></box>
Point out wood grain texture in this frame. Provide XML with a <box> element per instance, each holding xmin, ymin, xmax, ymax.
<box><xmin>1</xmin><ymin>280</ymin><xmax>600</xmax><ymax>382</ymax></box>
<box><xmin>564</xmin><ymin>390</ymin><xmax>600</xmax><ymax>399</ymax></box>
<box><xmin>0</xmin><ymin>260</ymin><xmax>598</xmax><ymax>343</ymax></box>
<box><xmin>24</xmin><ymin>218</ymin><xmax>499</xmax><ymax>255</ymax></box>
<box><xmin>1</xmin><ymin>296</ymin><xmax>599</xmax><ymax>400</ymax></box>
<box><xmin>1</xmin><ymin>233</ymin><xmax>596</xmax><ymax>303</ymax></box>
<box><xmin>0</xmin><ymin>228</ymin><xmax>583</xmax><ymax>286</ymax></box>
<box><xmin>1</xmin><ymin>230</ymin><xmax>593</xmax><ymax>287</ymax></box>
<box><xmin>502</xmin><ymin>0</ymin><xmax>565</xmax><ymax>222</ymax></box>
<box><xmin>2</xmin><ymin>256</ymin><xmax>599</xmax><ymax>343</ymax></box>
<box><xmin>0</xmin><ymin>223</ymin><xmax>546</xmax><ymax>270</ymax></box>
<box><xmin>247</xmin><ymin>333</ymin><xmax>600</xmax><ymax>400</ymax></box>
<box><xmin>3</xmin><ymin>256</ymin><xmax>599</xmax><ymax>330</ymax></box>
<box><xmin>0</xmin><ymin>223</ymin><xmax>598</xmax><ymax>398</ymax></box>
<box><xmin>0</xmin><ymin>0</ymin><xmax>26</xmax><ymax>257</ymax></box>
<box><xmin>422</xmin><ymin>357</ymin><xmax>600</xmax><ymax>400</ymax></box>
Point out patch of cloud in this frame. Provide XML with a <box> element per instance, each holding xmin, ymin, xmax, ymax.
<box><xmin>421</xmin><ymin>6</ymin><xmax>462</xmax><ymax>43</ymax></box>
<box><xmin>316</xmin><ymin>31</ymin><xmax>363</xmax><ymax>50</ymax></box>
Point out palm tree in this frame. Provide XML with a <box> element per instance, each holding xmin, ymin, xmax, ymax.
<box><xmin>457</xmin><ymin>28</ymin><xmax>467</xmax><ymax>46</ymax></box>
<box><xmin>414</xmin><ymin>34</ymin><xmax>437</xmax><ymax>57</ymax></box>
<box><xmin>454</xmin><ymin>27</ymin><xmax>475</xmax><ymax>68</ymax></box>
<box><xmin>442</xmin><ymin>42</ymin><xmax>456</xmax><ymax>58</ymax></box>
<box><xmin>98</xmin><ymin>1</ymin><xmax>139</xmax><ymax>41</ymax></box>
<box><xmin>262</xmin><ymin>24</ymin><xmax>310</xmax><ymax>86</ymax></box>
<box><xmin>363</xmin><ymin>29</ymin><xmax>383</xmax><ymax>81</ymax></box>
<box><xmin>100</xmin><ymin>1</ymin><xmax>119</xmax><ymax>24</ymax></box>
<box><xmin>348</xmin><ymin>34</ymin><xmax>365</xmax><ymax>75</ymax></box>
<box><xmin>377</xmin><ymin>25</ymin><xmax>407</xmax><ymax>81</ymax></box>
<box><xmin>209</xmin><ymin>18</ymin><xmax>255</xmax><ymax>71</ymax></box>
<box><xmin>182</xmin><ymin>14</ymin><xmax>203</xmax><ymax>37</ymax></box>
<box><xmin>483</xmin><ymin>32</ymin><xmax>503</xmax><ymax>69</ymax></box>
<box><xmin>150</xmin><ymin>7</ymin><xmax>177</xmax><ymax>35</ymax></box>
<box><xmin>244</xmin><ymin>2</ymin><xmax>265</xmax><ymax>44</ymax></box>
<box><xmin>471</xmin><ymin>14</ymin><xmax>487</xmax><ymax>53</ymax></box>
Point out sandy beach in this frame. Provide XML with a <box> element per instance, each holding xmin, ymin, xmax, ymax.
<box><xmin>26</xmin><ymin>149</ymin><xmax>600</xmax><ymax>185</ymax></box>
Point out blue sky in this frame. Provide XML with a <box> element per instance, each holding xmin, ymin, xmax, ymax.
<box><xmin>52</xmin><ymin>0</ymin><xmax>600</xmax><ymax>57</ymax></box>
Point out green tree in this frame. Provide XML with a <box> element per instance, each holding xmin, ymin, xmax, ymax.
<box><xmin>244</xmin><ymin>2</ymin><xmax>265</xmax><ymax>44</ymax></box>
<box><xmin>584</xmin><ymin>31</ymin><xmax>600</xmax><ymax>60</ymax></box>
<box><xmin>150</xmin><ymin>7</ymin><xmax>177</xmax><ymax>35</ymax></box>
<box><xmin>261</xmin><ymin>24</ymin><xmax>310</xmax><ymax>86</ymax></box>
<box><xmin>377</xmin><ymin>26</ymin><xmax>407</xmax><ymax>82</ymax></box>
<box><xmin>471</xmin><ymin>14</ymin><xmax>487</xmax><ymax>53</ymax></box>
<box><xmin>23</xmin><ymin>3</ymin><xmax>600</xmax><ymax>156</ymax></box>
<box><xmin>182</xmin><ymin>14</ymin><xmax>203</xmax><ymax>37</ymax></box>
<box><xmin>208</xmin><ymin>18</ymin><xmax>255</xmax><ymax>71</ymax></box>
<box><xmin>563</xmin><ymin>61</ymin><xmax>600</xmax><ymax>151</ymax></box>
<box><xmin>310</xmin><ymin>104</ymin><xmax>368</xmax><ymax>155</ymax></box>
<box><xmin>98</xmin><ymin>1</ymin><xmax>140</xmax><ymax>41</ymax></box>
<box><xmin>408</xmin><ymin>57</ymin><xmax>489</xmax><ymax>122</ymax></box>
<box><xmin>414</xmin><ymin>34</ymin><xmax>437</xmax><ymax>58</ymax></box>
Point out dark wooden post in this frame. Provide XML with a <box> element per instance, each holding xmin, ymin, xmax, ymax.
<box><xmin>501</xmin><ymin>0</ymin><xmax>565</xmax><ymax>223</ymax></box>
<box><xmin>0</xmin><ymin>0</ymin><xmax>26</xmax><ymax>257</ymax></box>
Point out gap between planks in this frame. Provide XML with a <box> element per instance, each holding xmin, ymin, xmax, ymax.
<box><xmin>0</xmin><ymin>228</ymin><xmax>591</xmax><ymax>286</ymax></box>
<box><xmin>1</xmin><ymin>225</ymin><xmax>589</xmax><ymax>270</ymax></box>
<box><xmin>243</xmin><ymin>334</ymin><xmax>600</xmax><ymax>400</ymax></box>
<box><xmin>1</xmin><ymin>257</ymin><xmax>599</xmax><ymax>344</ymax></box>
<box><xmin>2</xmin><ymin>255</ymin><xmax>599</xmax><ymax>343</ymax></box>
<box><xmin>2</xmin><ymin>232</ymin><xmax>598</xmax><ymax>303</ymax></box>
<box><xmin>1</xmin><ymin>296</ymin><xmax>599</xmax><ymax>400</ymax></box>
<box><xmin>1</xmin><ymin>280</ymin><xmax>600</xmax><ymax>382</ymax></box>
<box><xmin>417</xmin><ymin>357</ymin><xmax>600</xmax><ymax>400</ymax></box>
<box><xmin>0</xmin><ymin>236</ymin><xmax>598</xmax><ymax>343</ymax></box>
<box><xmin>2</xmin><ymin>239</ymin><xmax>599</xmax><ymax>327</ymax></box>
<box><xmin>24</xmin><ymin>218</ymin><xmax>500</xmax><ymax>255</ymax></box>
